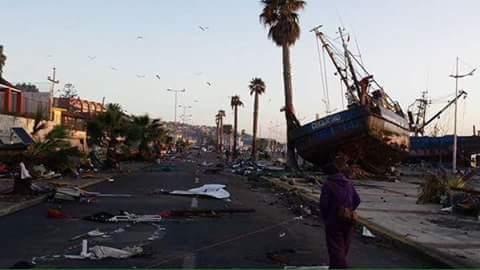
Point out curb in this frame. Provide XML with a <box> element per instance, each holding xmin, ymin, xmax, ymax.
<box><xmin>0</xmin><ymin>194</ymin><xmax>48</xmax><ymax>217</ymax></box>
<box><xmin>0</xmin><ymin>177</ymin><xmax>110</xmax><ymax>218</ymax></box>
<box><xmin>261</xmin><ymin>176</ymin><xmax>474</xmax><ymax>268</ymax></box>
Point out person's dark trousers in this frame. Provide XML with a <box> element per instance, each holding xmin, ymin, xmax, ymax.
<box><xmin>325</xmin><ymin>224</ymin><xmax>354</xmax><ymax>268</ymax></box>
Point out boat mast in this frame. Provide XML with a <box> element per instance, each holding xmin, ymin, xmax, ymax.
<box><xmin>313</xmin><ymin>27</ymin><xmax>351</xmax><ymax>98</ymax></box>
<box><xmin>338</xmin><ymin>27</ymin><xmax>362</xmax><ymax>104</ymax></box>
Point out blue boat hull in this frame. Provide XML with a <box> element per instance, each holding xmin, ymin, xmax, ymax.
<box><xmin>290</xmin><ymin>106</ymin><xmax>410</xmax><ymax>172</ymax></box>
<box><xmin>410</xmin><ymin>135</ymin><xmax>480</xmax><ymax>165</ymax></box>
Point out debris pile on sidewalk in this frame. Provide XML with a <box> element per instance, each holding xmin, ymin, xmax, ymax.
<box><xmin>417</xmin><ymin>169</ymin><xmax>480</xmax><ymax>217</ymax></box>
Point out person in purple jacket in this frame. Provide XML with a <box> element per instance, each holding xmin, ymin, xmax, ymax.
<box><xmin>319</xmin><ymin>158</ymin><xmax>361</xmax><ymax>269</ymax></box>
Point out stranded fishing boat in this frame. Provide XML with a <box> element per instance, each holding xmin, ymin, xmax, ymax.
<box><xmin>290</xmin><ymin>26</ymin><xmax>410</xmax><ymax>173</ymax></box>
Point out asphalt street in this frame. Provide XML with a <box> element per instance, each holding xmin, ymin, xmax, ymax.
<box><xmin>0</xmin><ymin>152</ymin><xmax>443</xmax><ymax>268</ymax></box>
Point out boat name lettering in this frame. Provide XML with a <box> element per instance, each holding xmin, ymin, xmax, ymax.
<box><xmin>311</xmin><ymin>115</ymin><xmax>342</xmax><ymax>130</ymax></box>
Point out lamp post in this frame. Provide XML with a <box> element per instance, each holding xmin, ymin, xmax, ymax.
<box><xmin>47</xmin><ymin>67</ymin><xmax>59</xmax><ymax>120</ymax></box>
<box><xmin>166</xmin><ymin>88</ymin><xmax>186</xmax><ymax>140</ymax></box>
<box><xmin>449</xmin><ymin>57</ymin><xmax>475</xmax><ymax>173</ymax></box>
<box><xmin>178</xmin><ymin>105</ymin><xmax>192</xmax><ymax>124</ymax></box>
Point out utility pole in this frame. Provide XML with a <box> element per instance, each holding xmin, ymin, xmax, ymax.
<box><xmin>178</xmin><ymin>105</ymin><xmax>192</xmax><ymax>124</ymax></box>
<box><xmin>449</xmin><ymin>57</ymin><xmax>476</xmax><ymax>173</ymax></box>
<box><xmin>47</xmin><ymin>67</ymin><xmax>59</xmax><ymax>120</ymax></box>
<box><xmin>166</xmin><ymin>88</ymin><xmax>186</xmax><ymax>141</ymax></box>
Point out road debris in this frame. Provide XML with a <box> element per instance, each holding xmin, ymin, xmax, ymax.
<box><xmin>362</xmin><ymin>226</ymin><xmax>375</xmax><ymax>238</ymax></box>
<box><xmin>65</xmin><ymin>240</ymin><xmax>143</xmax><ymax>260</ymax></box>
<box><xmin>84</xmin><ymin>211</ymin><xmax>162</xmax><ymax>223</ymax></box>
<box><xmin>155</xmin><ymin>184</ymin><xmax>231</xmax><ymax>200</ymax></box>
<box><xmin>47</xmin><ymin>208</ymin><xmax>66</xmax><ymax>219</ymax></box>
<box><xmin>54</xmin><ymin>187</ymin><xmax>132</xmax><ymax>201</ymax></box>
<box><xmin>159</xmin><ymin>208</ymin><xmax>255</xmax><ymax>218</ymax></box>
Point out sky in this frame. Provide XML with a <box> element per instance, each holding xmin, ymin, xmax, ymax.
<box><xmin>2</xmin><ymin>0</ymin><xmax>480</xmax><ymax>142</ymax></box>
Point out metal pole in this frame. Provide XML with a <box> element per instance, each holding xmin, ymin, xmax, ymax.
<box><xmin>453</xmin><ymin>57</ymin><xmax>459</xmax><ymax>174</ymax></box>
<box><xmin>174</xmin><ymin>92</ymin><xmax>178</xmax><ymax>124</ymax></box>
<box><xmin>166</xmin><ymin>88</ymin><xmax>186</xmax><ymax>142</ymax></box>
<box><xmin>47</xmin><ymin>67</ymin><xmax>59</xmax><ymax>121</ymax></box>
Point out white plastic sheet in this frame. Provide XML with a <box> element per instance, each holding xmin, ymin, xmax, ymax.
<box><xmin>362</xmin><ymin>226</ymin><xmax>375</xmax><ymax>238</ymax></box>
<box><xmin>20</xmin><ymin>162</ymin><xmax>32</xmax><ymax>179</ymax></box>
<box><xmin>170</xmin><ymin>184</ymin><xmax>230</xmax><ymax>199</ymax></box>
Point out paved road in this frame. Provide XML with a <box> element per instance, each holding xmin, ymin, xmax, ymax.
<box><xmin>0</xmin><ymin>152</ymin><xmax>443</xmax><ymax>268</ymax></box>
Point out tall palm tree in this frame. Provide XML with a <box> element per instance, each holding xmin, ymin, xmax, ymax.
<box><xmin>230</xmin><ymin>95</ymin><xmax>244</xmax><ymax>159</ymax></box>
<box><xmin>249</xmin><ymin>77</ymin><xmax>266</xmax><ymax>160</ymax></box>
<box><xmin>260</xmin><ymin>0</ymin><xmax>305</xmax><ymax>169</ymax></box>
<box><xmin>217</xmin><ymin>110</ymin><xmax>226</xmax><ymax>151</ymax></box>
<box><xmin>0</xmin><ymin>45</ymin><xmax>6</xmax><ymax>78</ymax></box>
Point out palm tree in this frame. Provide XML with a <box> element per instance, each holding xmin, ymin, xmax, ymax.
<box><xmin>260</xmin><ymin>0</ymin><xmax>305</xmax><ymax>169</ymax></box>
<box><xmin>249</xmin><ymin>77</ymin><xmax>266</xmax><ymax>160</ymax></box>
<box><xmin>230</xmin><ymin>95</ymin><xmax>244</xmax><ymax>159</ymax></box>
<box><xmin>0</xmin><ymin>45</ymin><xmax>6</xmax><ymax>78</ymax></box>
<box><xmin>87</xmin><ymin>103</ymin><xmax>126</xmax><ymax>161</ymax></box>
<box><xmin>217</xmin><ymin>110</ymin><xmax>226</xmax><ymax>151</ymax></box>
<box><xmin>127</xmin><ymin>114</ymin><xmax>168</xmax><ymax>158</ymax></box>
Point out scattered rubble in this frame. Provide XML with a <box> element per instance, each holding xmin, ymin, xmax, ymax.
<box><xmin>65</xmin><ymin>240</ymin><xmax>143</xmax><ymax>260</ymax></box>
<box><xmin>418</xmin><ymin>169</ymin><xmax>480</xmax><ymax>217</ymax></box>
<box><xmin>84</xmin><ymin>211</ymin><xmax>162</xmax><ymax>223</ymax></box>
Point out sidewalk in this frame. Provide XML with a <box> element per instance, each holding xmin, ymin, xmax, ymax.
<box><xmin>263</xmin><ymin>175</ymin><xmax>480</xmax><ymax>267</ymax></box>
<box><xmin>0</xmin><ymin>161</ymin><xmax>152</xmax><ymax>217</ymax></box>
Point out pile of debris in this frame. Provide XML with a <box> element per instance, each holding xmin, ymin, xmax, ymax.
<box><xmin>231</xmin><ymin>159</ymin><xmax>285</xmax><ymax>177</ymax></box>
<box><xmin>418</xmin><ymin>169</ymin><xmax>480</xmax><ymax>217</ymax></box>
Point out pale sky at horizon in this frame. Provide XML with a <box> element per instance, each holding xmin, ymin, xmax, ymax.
<box><xmin>2</xmin><ymin>0</ymin><xmax>480</xmax><ymax>142</ymax></box>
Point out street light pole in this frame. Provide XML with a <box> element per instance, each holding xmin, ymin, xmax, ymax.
<box><xmin>166</xmin><ymin>88</ymin><xmax>186</xmax><ymax>141</ymax></box>
<box><xmin>47</xmin><ymin>67</ymin><xmax>59</xmax><ymax>120</ymax></box>
<box><xmin>178</xmin><ymin>105</ymin><xmax>192</xmax><ymax>124</ymax></box>
<box><xmin>453</xmin><ymin>57</ymin><xmax>459</xmax><ymax>174</ymax></box>
<box><xmin>449</xmin><ymin>57</ymin><xmax>476</xmax><ymax>173</ymax></box>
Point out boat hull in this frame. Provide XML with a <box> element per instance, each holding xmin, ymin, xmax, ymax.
<box><xmin>290</xmin><ymin>106</ymin><xmax>410</xmax><ymax>172</ymax></box>
<box><xmin>409</xmin><ymin>135</ymin><xmax>480</xmax><ymax>166</ymax></box>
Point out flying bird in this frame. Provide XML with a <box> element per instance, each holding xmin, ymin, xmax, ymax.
<box><xmin>110</xmin><ymin>66</ymin><xmax>118</xmax><ymax>71</ymax></box>
<box><xmin>198</xmin><ymin>26</ymin><xmax>209</xmax><ymax>32</ymax></box>
<box><xmin>155</xmin><ymin>74</ymin><xmax>161</xmax><ymax>80</ymax></box>
<box><xmin>137</xmin><ymin>36</ymin><xmax>144</xmax><ymax>40</ymax></box>
<box><xmin>88</xmin><ymin>56</ymin><xmax>96</xmax><ymax>60</ymax></box>
<box><xmin>206</xmin><ymin>82</ymin><xmax>212</xmax><ymax>86</ymax></box>
<box><xmin>136</xmin><ymin>74</ymin><xmax>145</xmax><ymax>78</ymax></box>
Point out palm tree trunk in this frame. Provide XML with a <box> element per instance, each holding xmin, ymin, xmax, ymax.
<box><xmin>233</xmin><ymin>106</ymin><xmax>238</xmax><ymax>159</ymax></box>
<box><xmin>251</xmin><ymin>92</ymin><xmax>259</xmax><ymax>160</ymax></box>
<box><xmin>282</xmin><ymin>44</ymin><xmax>299</xmax><ymax>170</ymax></box>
